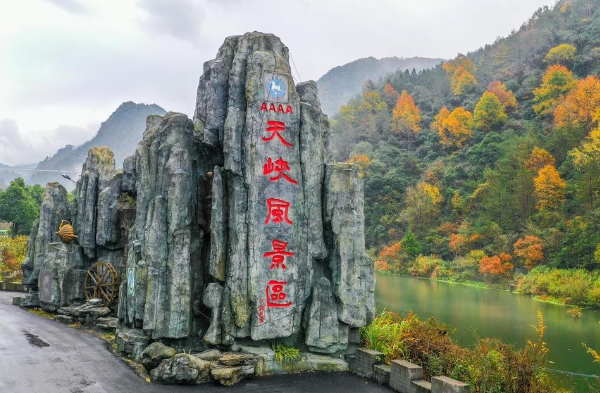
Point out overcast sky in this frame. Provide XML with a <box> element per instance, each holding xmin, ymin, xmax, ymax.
<box><xmin>0</xmin><ymin>0</ymin><xmax>555</xmax><ymax>166</ymax></box>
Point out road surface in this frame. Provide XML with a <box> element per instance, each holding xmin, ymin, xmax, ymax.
<box><xmin>0</xmin><ymin>291</ymin><xmax>391</xmax><ymax>393</ymax></box>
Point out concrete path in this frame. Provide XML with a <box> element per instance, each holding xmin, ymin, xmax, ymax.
<box><xmin>0</xmin><ymin>291</ymin><xmax>392</xmax><ymax>393</ymax></box>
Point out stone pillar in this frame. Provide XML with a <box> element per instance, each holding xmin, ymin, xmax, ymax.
<box><xmin>347</xmin><ymin>348</ymin><xmax>384</xmax><ymax>379</ymax></box>
<box><xmin>389</xmin><ymin>360</ymin><xmax>424</xmax><ymax>393</ymax></box>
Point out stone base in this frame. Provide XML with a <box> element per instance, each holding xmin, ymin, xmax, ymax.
<box><xmin>20</xmin><ymin>293</ymin><xmax>40</xmax><ymax>308</ymax></box>
<box><xmin>236</xmin><ymin>344</ymin><xmax>347</xmax><ymax>376</ymax></box>
<box><xmin>116</xmin><ymin>327</ymin><xmax>150</xmax><ymax>361</ymax></box>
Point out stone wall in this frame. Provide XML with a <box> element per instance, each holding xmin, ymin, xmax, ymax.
<box><xmin>348</xmin><ymin>348</ymin><xmax>469</xmax><ymax>393</ymax></box>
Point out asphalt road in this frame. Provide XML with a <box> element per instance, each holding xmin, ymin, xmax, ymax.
<box><xmin>0</xmin><ymin>291</ymin><xmax>392</xmax><ymax>393</ymax></box>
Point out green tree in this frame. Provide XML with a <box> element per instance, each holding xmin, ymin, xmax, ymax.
<box><xmin>474</xmin><ymin>92</ymin><xmax>508</xmax><ymax>132</ymax></box>
<box><xmin>401</xmin><ymin>230</ymin><xmax>422</xmax><ymax>260</ymax></box>
<box><xmin>0</xmin><ymin>178</ymin><xmax>38</xmax><ymax>235</ymax></box>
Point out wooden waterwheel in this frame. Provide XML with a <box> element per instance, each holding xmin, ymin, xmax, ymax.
<box><xmin>84</xmin><ymin>261</ymin><xmax>119</xmax><ymax>305</ymax></box>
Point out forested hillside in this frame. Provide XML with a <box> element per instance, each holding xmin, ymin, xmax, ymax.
<box><xmin>317</xmin><ymin>56</ymin><xmax>442</xmax><ymax>116</ymax></box>
<box><xmin>331</xmin><ymin>0</ymin><xmax>600</xmax><ymax>304</ymax></box>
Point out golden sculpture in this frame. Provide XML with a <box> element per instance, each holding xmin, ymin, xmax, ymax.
<box><xmin>56</xmin><ymin>220</ymin><xmax>77</xmax><ymax>244</ymax></box>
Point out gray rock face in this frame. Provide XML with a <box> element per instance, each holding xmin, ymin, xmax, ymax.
<box><xmin>325</xmin><ymin>163</ymin><xmax>375</xmax><ymax>327</ymax></box>
<box><xmin>75</xmin><ymin>147</ymin><xmax>116</xmax><ymax>259</ymax></box>
<box><xmin>22</xmin><ymin>31</ymin><xmax>373</xmax><ymax>362</ymax></box>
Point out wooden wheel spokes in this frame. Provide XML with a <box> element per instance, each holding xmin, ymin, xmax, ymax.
<box><xmin>84</xmin><ymin>261</ymin><xmax>119</xmax><ymax>306</ymax></box>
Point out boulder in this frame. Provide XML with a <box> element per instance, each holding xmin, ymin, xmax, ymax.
<box><xmin>54</xmin><ymin>315</ymin><xmax>75</xmax><ymax>324</ymax></box>
<box><xmin>140</xmin><ymin>342</ymin><xmax>177</xmax><ymax>371</ymax></box>
<box><xmin>219</xmin><ymin>352</ymin><xmax>255</xmax><ymax>367</ymax></box>
<box><xmin>150</xmin><ymin>354</ymin><xmax>210</xmax><ymax>385</ymax></box>
<box><xmin>192</xmin><ymin>349</ymin><xmax>222</xmax><ymax>362</ymax></box>
<box><xmin>210</xmin><ymin>366</ymin><xmax>245</xmax><ymax>386</ymax></box>
<box><xmin>96</xmin><ymin>317</ymin><xmax>118</xmax><ymax>330</ymax></box>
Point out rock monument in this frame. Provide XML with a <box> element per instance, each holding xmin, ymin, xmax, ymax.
<box><xmin>20</xmin><ymin>32</ymin><xmax>374</xmax><ymax>365</ymax></box>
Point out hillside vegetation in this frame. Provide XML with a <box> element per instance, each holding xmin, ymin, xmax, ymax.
<box><xmin>331</xmin><ymin>0</ymin><xmax>600</xmax><ymax>305</ymax></box>
<box><xmin>317</xmin><ymin>56</ymin><xmax>442</xmax><ymax>116</ymax></box>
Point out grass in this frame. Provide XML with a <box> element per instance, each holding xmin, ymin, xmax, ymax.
<box><xmin>27</xmin><ymin>307</ymin><xmax>54</xmax><ymax>319</ymax></box>
<box><xmin>271</xmin><ymin>342</ymin><xmax>301</xmax><ymax>363</ymax></box>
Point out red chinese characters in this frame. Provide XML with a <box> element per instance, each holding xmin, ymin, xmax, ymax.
<box><xmin>258</xmin><ymin>298</ymin><xmax>265</xmax><ymax>324</ymax></box>
<box><xmin>263</xmin><ymin>157</ymin><xmax>298</xmax><ymax>184</ymax></box>
<box><xmin>263</xmin><ymin>120</ymin><xmax>292</xmax><ymax>147</ymax></box>
<box><xmin>265</xmin><ymin>280</ymin><xmax>292</xmax><ymax>308</ymax></box>
<box><xmin>264</xmin><ymin>239</ymin><xmax>294</xmax><ymax>270</ymax></box>
<box><xmin>265</xmin><ymin>198</ymin><xmax>293</xmax><ymax>225</ymax></box>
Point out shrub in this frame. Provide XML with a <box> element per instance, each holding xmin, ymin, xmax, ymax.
<box><xmin>271</xmin><ymin>343</ymin><xmax>300</xmax><ymax>363</ymax></box>
<box><xmin>362</xmin><ymin>311</ymin><xmax>562</xmax><ymax>393</ymax></box>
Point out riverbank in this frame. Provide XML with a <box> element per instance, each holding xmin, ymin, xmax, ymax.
<box><xmin>374</xmin><ymin>258</ymin><xmax>600</xmax><ymax>309</ymax></box>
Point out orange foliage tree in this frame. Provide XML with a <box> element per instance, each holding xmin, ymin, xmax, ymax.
<box><xmin>449</xmin><ymin>234</ymin><xmax>468</xmax><ymax>257</ymax></box>
<box><xmin>533</xmin><ymin>165</ymin><xmax>567</xmax><ymax>211</ymax></box>
<box><xmin>382</xmin><ymin>83</ymin><xmax>400</xmax><ymax>107</ymax></box>
<box><xmin>479</xmin><ymin>253</ymin><xmax>514</xmax><ymax>277</ymax></box>
<box><xmin>554</xmin><ymin>76</ymin><xmax>600</xmax><ymax>130</ymax></box>
<box><xmin>487</xmin><ymin>80</ymin><xmax>518</xmax><ymax>111</ymax></box>
<box><xmin>533</xmin><ymin>65</ymin><xmax>577</xmax><ymax>115</ymax></box>
<box><xmin>376</xmin><ymin>242</ymin><xmax>402</xmax><ymax>271</ymax></box>
<box><xmin>525</xmin><ymin>147</ymin><xmax>556</xmax><ymax>172</ymax></box>
<box><xmin>514</xmin><ymin>235</ymin><xmax>544</xmax><ymax>270</ymax></box>
<box><xmin>392</xmin><ymin>90</ymin><xmax>422</xmax><ymax>134</ymax></box>
<box><xmin>431</xmin><ymin>106</ymin><xmax>473</xmax><ymax>148</ymax></box>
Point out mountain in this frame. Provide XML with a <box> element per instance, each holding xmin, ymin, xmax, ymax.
<box><xmin>316</xmin><ymin>56</ymin><xmax>443</xmax><ymax>116</ymax></box>
<box><xmin>331</xmin><ymin>0</ymin><xmax>600</xmax><ymax>275</ymax></box>
<box><xmin>31</xmin><ymin>102</ymin><xmax>166</xmax><ymax>189</ymax></box>
<box><xmin>0</xmin><ymin>162</ymin><xmax>36</xmax><ymax>189</ymax></box>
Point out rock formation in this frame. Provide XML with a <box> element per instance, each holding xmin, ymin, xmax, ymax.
<box><xmin>20</xmin><ymin>32</ymin><xmax>374</xmax><ymax>362</ymax></box>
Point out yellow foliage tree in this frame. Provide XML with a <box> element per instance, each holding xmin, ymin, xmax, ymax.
<box><xmin>451</xmin><ymin>67</ymin><xmax>478</xmax><ymax>95</ymax></box>
<box><xmin>533</xmin><ymin>65</ymin><xmax>577</xmax><ymax>115</ymax></box>
<box><xmin>554</xmin><ymin>75</ymin><xmax>600</xmax><ymax>130</ymax></box>
<box><xmin>487</xmin><ymin>80</ymin><xmax>518</xmax><ymax>111</ymax></box>
<box><xmin>474</xmin><ymin>92</ymin><xmax>507</xmax><ymax>131</ymax></box>
<box><xmin>392</xmin><ymin>90</ymin><xmax>422</xmax><ymax>134</ymax></box>
<box><xmin>401</xmin><ymin>181</ymin><xmax>443</xmax><ymax>233</ymax></box>
<box><xmin>570</xmin><ymin>128</ymin><xmax>600</xmax><ymax>209</ymax></box>
<box><xmin>358</xmin><ymin>91</ymin><xmax>388</xmax><ymax>115</ymax></box>
<box><xmin>432</xmin><ymin>106</ymin><xmax>473</xmax><ymax>148</ymax></box>
<box><xmin>442</xmin><ymin>54</ymin><xmax>476</xmax><ymax>74</ymax></box>
<box><xmin>525</xmin><ymin>147</ymin><xmax>556</xmax><ymax>172</ymax></box>
<box><xmin>533</xmin><ymin>165</ymin><xmax>567</xmax><ymax>211</ymax></box>
<box><xmin>347</xmin><ymin>154</ymin><xmax>372</xmax><ymax>178</ymax></box>
<box><xmin>544</xmin><ymin>43</ymin><xmax>577</xmax><ymax>65</ymax></box>
<box><xmin>443</xmin><ymin>54</ymin><xmax>478</xmax><ymax>96</ymax></box>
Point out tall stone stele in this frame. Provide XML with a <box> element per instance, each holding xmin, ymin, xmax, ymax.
<box><xmin>23</xmin><ymin>31</ymin><xmax>374</xmax><ymax>356</ymax></box>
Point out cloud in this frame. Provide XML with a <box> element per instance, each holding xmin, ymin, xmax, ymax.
<box><xmin>136</xmin><ymin>0</ymin><xmax>205</xmax><ymax>43</ymax></box>
<box><xmin>43</xmin><ymin>0</ymin><xmax>92</xmax><ymax>15</ymax></box>
<box><xmin>0</xmin><ymin>119</ymin><xmax>96</xmax><ymax>166</ymax></box>
<box><xmin>0</xmin><ymin>120</ymin><xmax>34</xmax><ymax>166</ymax></box>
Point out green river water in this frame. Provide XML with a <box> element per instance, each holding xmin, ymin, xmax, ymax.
<box><xmin>374</xmin><ymin>272</ymin><xmax>600</xmax><ymax>392</ymax></box>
